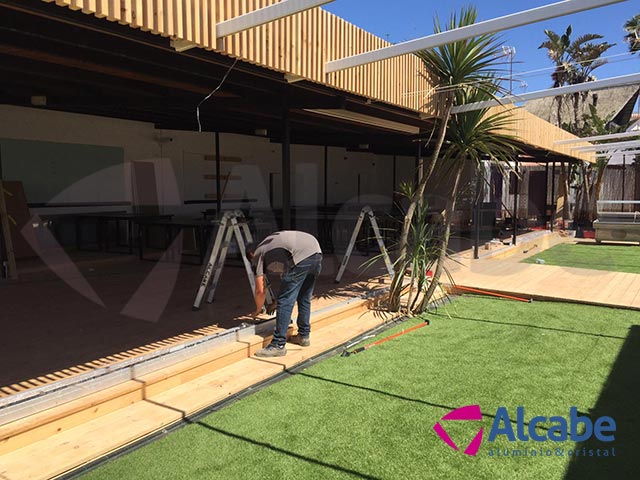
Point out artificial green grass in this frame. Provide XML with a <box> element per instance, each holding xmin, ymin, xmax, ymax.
<box><xmin>83</xmin><ymin>297</ymin><xmax>640</xmax><ymax>480</ymax></box>
<box><xmin>522</xmin><ymin>243</ymin><xmax>640</xmax><ymax>274</ymax></box>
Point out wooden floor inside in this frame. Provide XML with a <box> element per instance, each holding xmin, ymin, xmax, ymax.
<box><xmin>0</xmin><ymin>251</ymin><xmax>387</xmax><ymax>398</ymax></box>
<box><xmin>447</xmin><ymin>233</ymin><xmax>640</xmax><ymax>310</ymax></box>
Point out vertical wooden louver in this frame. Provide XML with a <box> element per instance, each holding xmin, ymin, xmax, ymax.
<box><xmin>41</xmin><ymin>0</ymin><xmax>435</xmax><ymax>114</ymax></box>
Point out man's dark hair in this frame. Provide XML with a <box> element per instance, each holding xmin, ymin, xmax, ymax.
<box><xmin>244</xmin><ymin>242</ymin><xmax>256</xmax><ymax>256</ymax></box>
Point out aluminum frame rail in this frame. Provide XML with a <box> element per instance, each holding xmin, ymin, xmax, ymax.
<box><xmin>450</xmin><ymin>73</ymin><xmax>640</xmax><ymax>114</ymax></box>
<box><xmin>326</xmin><ymin>0</ymin><xmax>627</xmax><ymax>73</ymax></box>
<box><xmin>217</xmin><ymin>0</ymin><xmax>334</xmax><ymax>38</ymax></box>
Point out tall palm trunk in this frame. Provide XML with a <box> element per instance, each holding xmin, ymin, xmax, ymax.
<box><xmin>421</xmin><ymin>166</ymin><xmax>464</xmax><ymax>305</ymax></box>
<box><xmin>572</xmin><ymin>92</ymin><xmax>581</xmax><ymax>130</ymax></box>
<box><xmin>589</xmin><ymin>166</ymin><xmax>607</xmax><ymax>221</ymax></box>
<box><xmin>398</xmin><ymin>97</ymin><xmax>454</xmax><ymax>259</ymax></box>
<box><xmin>555</xmin><ymin>96</ymin><xmax>563</xmax><ymax>127</ymax></box>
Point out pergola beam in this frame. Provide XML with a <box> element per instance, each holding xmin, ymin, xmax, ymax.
<box><xmin>597</xmin><ymin>149</ymin><xmax>640</xmax><ymax>157</ymax></box>
<box><xmin>216</xmin><ymin>0</ymin><xmax>334</xmax><ymax>38</ymax></box>
<box><xmin>450</xmin><ymin>73</ymin><xmax>640</xmax><ymax>114</ymax></box>
<box><xmin>572</xmin><ymin>140</ymin><xmax>640</xmax><ymax>152</ymax></box>
<box><xmin>555</xmin><ymin>130</ymin><xmax>640</xmax><ymax>144</ymax></box>
<box><xmin>325</xmin><ymin>0</ymin><xmax>627</xmax><ymax>73</ymax></box>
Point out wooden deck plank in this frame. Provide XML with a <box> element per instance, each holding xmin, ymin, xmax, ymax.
<box><xmin>0</xmin><ymin>310</ymin><xmax>395</xmax><ymax>480</ymax></box>
<box><xmin>448</xmin><ymin>253</ymin><xmax>640</xmax><ymax>310</ymax></box>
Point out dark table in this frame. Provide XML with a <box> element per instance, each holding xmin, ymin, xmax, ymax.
<box><xmin>74</xmin><ymin>213</ymin><xmax>173</xmax><ymax>253</ymax></box>
<box><xmin>136</xmin><ymin>217</ymin><xmax>221</xmax><ymax>265</ymax></box>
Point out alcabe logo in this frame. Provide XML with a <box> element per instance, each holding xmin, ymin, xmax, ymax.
<box><xmin>433</xmin><ymin>405</ymin><xmax>617</xmax><ymax>458</ymax></box>
<box><xmin>433</xmin><ymin>404</ymin><xmax>484</xmax><ymax>456</ymax></box>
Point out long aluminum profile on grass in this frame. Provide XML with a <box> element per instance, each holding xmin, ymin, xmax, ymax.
<box><xmin>216</xmin><ymin>0</ymin><xmax>334</xmax><ymax>38</ymax></box>
<box><xmin>325</xmin><ymin>0</ymin><xmax>627</xmax><ymax>73</ymax></box>
<box><xmin>572</xmin><ymin>140</ymin><xmax>640</xmax><ymax>153</ymax></box>
<box><xmin>450</xmin><ymin>73</ymin><xmax>640</xmax><ymax>114</ymax></box>
<box><xmin>555</xmin><ymin>130</ymin><xmax>640</xmax><ymax>145</ymax></box>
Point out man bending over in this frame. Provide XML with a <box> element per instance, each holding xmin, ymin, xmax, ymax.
<box><xmin>249</xmin><ymin>231</ymin><xmax>322</xmax><ymax>357</ymax></box>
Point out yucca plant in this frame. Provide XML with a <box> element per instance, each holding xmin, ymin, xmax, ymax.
<box><xmin>422</xmin><ymin>86</ymin><xmax>521</xmax><ymax>304</ymax></box>
<box><xmin>396</xmin><ymin>7</ymin><xmax>505</xmax><ymax>259</ymax></box>
<box><xmin>389</xmin><ymin>6</ymin><xmax>507</xmax><ymax>311</ymax></box>
<box><xmin>380</xmin><ymin>183</ymin><xmax>454</xmax><ymax>315</ymax></box>
<box><xmin>375</xmin><ymin>88</ymin><xmax>519</xmax><ymax>314</ymax></box>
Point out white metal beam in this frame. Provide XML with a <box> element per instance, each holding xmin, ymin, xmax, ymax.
<box><xmin>450</xmin><ymin>73</ymin><xmax>640</xmax><ymax>114</ymax></box>
<box><xmin>325</xmin><ymin>0</ymin><xmax>627</xmax><ymax>73</ymax></box>
<box><xmin>597</xmin><ymin>149</ymin><xmax>640</xmax><ymax>156</ymax></box>
<box><xmin>572</xmin><ymin>140</ymin><xmax>640</xmax><ymax>152</ymax></box>
<box><xmin>555</xmin><ymin>130</ymin><xmax>640</xmax><ymax>145</ymax></box>
<box><xmin>216</xmin><ymin>0</ymin><xmax>334</xmax><ymax>38</ymax></box>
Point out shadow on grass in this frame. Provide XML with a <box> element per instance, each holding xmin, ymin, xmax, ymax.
<box><xmin>187</xmin><ymin>419</ymin><xmax>381</xmax><ymax>480</ymax></box>
<box><xmin>142</xmin><ymin>399</ymin><xmax>380</xmax><ymax>479</ymax></box>
<box><xmin>563</xmin><ymin>325</ymin><xmax>640</xmax><ymax>480</ymax></box>
<box><xmin>431</xmin><ymin>313</ymin><xmax>627</xmax><ymax>340</ymax></box>
<box><xmin>294</xmin><ymin>372</ymin><xmax>552</xmax><ymax>431</ymax></box>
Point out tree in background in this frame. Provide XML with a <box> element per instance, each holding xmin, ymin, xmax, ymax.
<box><xmin>567</xmin><ymin>105</ymin><xmax>629</xmax><ymax>227</ymax></box>
<box><xmin>538</xmin><ymin>26</ymin><xmax>575</xmax><ymax>127</ymax></box>
<box><xmin>538</xmin><ymin>26</ymin><xmax>614</xmax><ymax>226</ymax></box>
<box><xmin>624</xmin><ymin>14</ymin><xmax>640</xmax><ymax>53</ymax></box>
<box><xmin>538</xmin><ymin>26</ymin><xmax>615</xmax><ymax>131</ymax></box>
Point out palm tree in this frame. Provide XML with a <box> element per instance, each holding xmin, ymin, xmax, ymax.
<box><xmin>624</xmin><ymin>14</ymin><xmax>640</xmax><ymax>53</ymax></box>
<box><xmin>387</xmin><ymin>84</ymin><xmax>520</xmax><ymax>314</ymax></box>
<box><xmin>538</xmin><ymin>26</ymin><xmax>574</xmax><ymax>127</ymax></box>
<box><xmin>539</xmin><ymin>26</ymin><xmax>615</xmax><ymax>130</ymax></box>
<box><xmin>390</xmin><ymin>6</ymin><xmax>504</xmax><ymax>311</ymax></box>
<box><xmin>538</xmin><ymin>26</ymin><xmax>614</xmax><ymax>227</ymax></box>
<box><xmin>420</xmin><ymin>87</ymin><xmax>520</xmax><ymax>307</ymax></box>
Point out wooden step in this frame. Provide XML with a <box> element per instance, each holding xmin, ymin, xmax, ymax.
<box><xmin>0</xmin><ymin>296</ymin><xmax>371</xmax><ymax>456</ymax></box>
<box><xmin>0</xmin><ymin>309</ymin><xmax>397</xmax><ymax>480</ymax></box>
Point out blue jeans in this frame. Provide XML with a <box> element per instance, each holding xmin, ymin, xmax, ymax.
<box><xmin>271</xmin><ymin>253</ymin><xmax>322</xmax><ymax>347</ymax></box>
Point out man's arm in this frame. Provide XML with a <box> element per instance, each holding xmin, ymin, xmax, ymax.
<box><xmin>253</xmin><ymin>275</ymin><xmax>267</xmax><ymax>315</ymax></box>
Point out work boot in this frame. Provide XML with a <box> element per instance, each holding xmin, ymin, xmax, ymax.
<box><xmin>255</xmin><ymin>344</ymin><xmax>287</xmax><ymax>357</ymax></box>
<box><xmin>289</xmin><ymin>335</ymin><xmax>310</xmax><ymax>347</ymax></box>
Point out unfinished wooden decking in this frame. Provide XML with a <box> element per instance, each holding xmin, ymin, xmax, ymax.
<box><xmin>447</xmin><ymin>233</ymin><xmax>640</xmax><ymax>310</ymax></box>
<box><xmin>0</xmin><ymin>292</ymin><xmax>398</xmax><ymax>480</ymax></box>
<box><xmin>0</xmin><ymin>250</ymin><xmax>399</xmax><ymax>480</ymax></box>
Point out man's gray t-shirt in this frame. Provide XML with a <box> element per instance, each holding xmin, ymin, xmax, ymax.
<box><xmin>253</xmin><ymin>231</ymin><xmax>322</xmax><ymax>276</ymax></box>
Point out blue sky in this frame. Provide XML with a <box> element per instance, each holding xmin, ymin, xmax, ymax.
<box><xmin>325</xmin><ymin>0</ymin><xmax>640</xmax><ymax>94</ymax></box>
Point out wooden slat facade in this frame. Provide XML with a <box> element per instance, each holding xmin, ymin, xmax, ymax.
<box><xmin>41</xmin><ymin>0</ymin><xmax>589</xmax><ymax>160</ymax></box>
<box><xmin>489</xmin><ymin>106</ymin><xmax>595</xmax><ymax>163</ymax></box>
<box><xmin>42</xmin><ymin>0</ymin><xmax>435</xmax><ymax>112</ymax></box>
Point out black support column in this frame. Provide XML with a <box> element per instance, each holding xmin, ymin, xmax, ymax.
<box><xmin>550</xmin><ymin>161</ymin><xmax>556</xmax><ymax>232</ymax></box>
<box><xmin>416</xmin><ymin>141</ymin><xmax>423</xmax><ymax>184</ymax></box>
<box><xmin>473</xmin><ymin>170</ymin><xmax>483</xmax><ymax>259</ymax></box>
<box><xmin>215</xmin><ymin>131</ymin><xmax>221</xmax><ymax>215</ymax></box>
<box><xmin>544</xmin><ymin>161</ymin><xmax>549</xmax><ymax>229</ymax></box>
<box><xmin>324</xmin><ymin>145</ymin><xmax>328</xmax><ymax>208</ymax></box>
<box><xmin>622</xmin><ymin>154</ymin><xmax>627</xmax><ymax>211</ymax></box>
<box><xmin>392</xmin><ymin>155</ymin><xmax>397</xmax><ymax>197</ymax></box>
<box><xmin>513</xmin><ymin>160</ymin><xmax>519</xmax><ymax>246</ymax></box>
<box><xmin>282</xmin><ymin>107</ymin><xmax>291</xmax><ymax>230</ymax></box>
